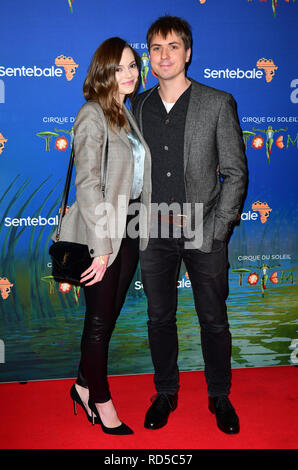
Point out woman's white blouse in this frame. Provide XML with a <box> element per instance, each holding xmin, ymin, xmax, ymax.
<box><xmin>127</xmin><ymin>130</ymin><xmax>145</xmax><ymax>199</ymax></box>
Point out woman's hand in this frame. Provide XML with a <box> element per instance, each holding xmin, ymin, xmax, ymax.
<box><xmin>80</xmin><ymin>255</ymin><xmax>110</xmax><ymax>286</ymax></box>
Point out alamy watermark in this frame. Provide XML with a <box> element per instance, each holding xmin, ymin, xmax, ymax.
<box><xmin>94</xmin><ymin>196</ymin><xmax>204</xmax><ymax>249</ymax></box>
<box><xmin>290</xmin><ymin>79</ymin><xmax>298</xmax><ymax>104</ymax></box>
<box><xmin>0</xmin><ymin>339</ymin><xmax>4</xmax><ymax>363</ymax></box>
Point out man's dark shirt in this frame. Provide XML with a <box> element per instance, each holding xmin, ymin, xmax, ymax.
<box><xmin>141</xmin><ymin>85</ymin><xmax>191</xmax><ymax>208</ymax></box>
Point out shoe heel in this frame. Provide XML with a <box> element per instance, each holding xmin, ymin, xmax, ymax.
<box><xmin>73</xmin><ymin>399</ymin><xmax>77</xmax><ymax>416</ymax></box>
<box><xmin>208</xmin><ymin>398</ymin><xmax>215</xmax><ymax>414</ymax></box>
<box><xmin>88</xmin><ymin>399</ymin><xmax>133</xmax><ymax>435</ymax></box>
<box><xmin>88</xmin><ymin>400</ymin><xmax>98</xmax><ymax>426</ymax></box>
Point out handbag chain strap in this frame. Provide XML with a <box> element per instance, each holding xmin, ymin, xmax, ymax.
<box><xmin>55</xmin><ymin>132</ymin><xmax>108</xmax><ymax>241</ymax></box>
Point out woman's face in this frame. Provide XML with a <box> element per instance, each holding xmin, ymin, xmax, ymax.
<box><xmin>115</xmin><ymin>47</ymin><xmax>139</xmax><ymax>103</ymax></box>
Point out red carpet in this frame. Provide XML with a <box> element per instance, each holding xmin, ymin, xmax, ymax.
<box><xmin>0</xmin><ymin>366</ymin><xmax>297</xmax><ymax>450</ymax></box>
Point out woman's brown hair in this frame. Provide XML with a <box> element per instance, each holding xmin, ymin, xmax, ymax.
<box><xmin>83</xmin><ymin>37</ymin><xmax>140</xmax><ymax>130</ymax></box>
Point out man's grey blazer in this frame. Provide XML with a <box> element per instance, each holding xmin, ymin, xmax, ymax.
<box><xmin>51</xmin><ymin>100</ymin><xmax>152</xmax><ymax>267</ymax></box>
<box><xmin>132</xmin><ymin>79</ymin><xmax>248</xmax><ymax>252</ymax></box>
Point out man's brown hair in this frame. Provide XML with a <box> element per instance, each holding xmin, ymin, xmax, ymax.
<box><xmin>147</xmin><ymin>16</ymin><xmax>192</xmax><ymax>51</ymax></box>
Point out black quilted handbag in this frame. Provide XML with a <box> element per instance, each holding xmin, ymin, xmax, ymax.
<box><xmin>49</xmin><ymin>136</ymin><xmax>108</xmax><ymax>285</ymax></box>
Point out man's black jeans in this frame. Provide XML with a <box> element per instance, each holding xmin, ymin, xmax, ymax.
<box><xmin>140</xmin><ymin>236</ymin><xmax>231</xmax><ymax>398</ymax></box>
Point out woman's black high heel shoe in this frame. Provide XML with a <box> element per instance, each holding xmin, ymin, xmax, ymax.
<box><xmin>88</xmin><ymin>399</ymin><xmax>134</xmax><ymax>435</ymax></box>
<box><xmin>70</xmin><ymin>384</ymin><xmax>100</xmax><ymax>424</ymax></box>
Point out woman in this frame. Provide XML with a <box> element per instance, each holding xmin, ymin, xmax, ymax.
<box><xmin>53</xmin><ymin>38</ymin><xmax>151</xmax><ymax>434</ymax></box>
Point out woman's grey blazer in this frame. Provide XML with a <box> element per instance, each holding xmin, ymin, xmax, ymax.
<box><xmin>51</xmin><ymin>100</ymin><xmax>151</xmax><ymax>267</ymax></box>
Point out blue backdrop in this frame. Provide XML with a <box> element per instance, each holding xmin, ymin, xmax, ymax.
<box><xmin>0</xmin><ymin>0</ymin><xmax>297</xmax><ymax>383</ymax></box>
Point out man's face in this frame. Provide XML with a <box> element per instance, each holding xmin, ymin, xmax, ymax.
<box><xmin>149</xmin><ymin>30</ymin><xmax>191</xmax><ymax>82</ymax></box>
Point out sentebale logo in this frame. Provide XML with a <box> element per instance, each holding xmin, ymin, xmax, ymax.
<box><xmin>0</xmin><ymin>132</ymin><xmax>7</xmax><ymax>155</ymax></box>
<box><xmin>55</xmin><ymin>55</ymin><xmax>79</xmax><ymax>81</ymax></box>
<box><xmin>0</xmin><ymin>277</ymin><xmax>14</xmax><ymax>300</ymax></box>
<box><xmin>256</xmin><ymin>58</ymin><xmax>278</xmax><ymax>83</ymax></box>
<box><xmin>204</xmin><ymin>58</ymin><xmax>278</xmax><ymax>83</ymax></box>
<box><xmin>251</xmin><ymin>201</ymin><xmax>272</xmax><ymax>223</ymax></box>
<box><xmin>0</xmin><ymin>56</ymin><xmax>79</xmax><ymax>81</ymax></box>
<box><xmin>0</xmin><ymin>80</ymin><xmax>4</xmax><ymax>103</ymax></box>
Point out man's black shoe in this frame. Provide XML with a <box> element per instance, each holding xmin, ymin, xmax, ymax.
<box><xmin>144</xmin><ymin>393</ymin><xmax>178</xmax><ymax>430</ymax></box>
<box><xmin>209</xmin><ymin>395</ymin><xmax>240</xmax><ymax>434</ymax></box>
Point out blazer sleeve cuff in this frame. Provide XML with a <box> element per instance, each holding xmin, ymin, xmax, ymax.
<box><xmin>87</xmin><ymin>238</ymin><xmax>113</xmax><ymax>257</ymax></box>
<box><xmin>214</xmin><ymin>217</ymin><xmax>230</xmax><ymax>241</ymax></box>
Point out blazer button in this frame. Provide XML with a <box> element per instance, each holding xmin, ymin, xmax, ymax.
<box><xmin>90</xmin><ymin>249</ymin><xmax>94</xmax><ymax>255</ymax></box>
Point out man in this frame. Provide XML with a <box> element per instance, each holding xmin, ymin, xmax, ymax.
<box><xmin>132</xmin><ymin>16</ymin><xmax>247</xmax><ymax>434</ymax></box>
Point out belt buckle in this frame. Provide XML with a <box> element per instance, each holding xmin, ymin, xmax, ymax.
<box><xmin>176</xmin><ymin>214</ymin><xmax>187</xmax><ymax>227</ymax></box>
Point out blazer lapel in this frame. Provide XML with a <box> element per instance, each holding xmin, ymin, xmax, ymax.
<box><xmin>183</xmin><ymin>80</ymin><xmax>203</xmax><ymax>171</ymax></box>
<box><xmin>123</xmin><ymin>104</ymin><xmax>151</xmax><ymax>157</ymax></box>
<box><xmin>123</xmin><ymin>104</ymin><xmax>151</xmax><ymax>191</ymax></box>
<box><xmin>118</xmin><ymin>125</ymin><xmax>131</xmax><ymax>149</ymax></box>
<box><xmin>118</xmin><ymin>104</ymin><xmax>147</xmax><ymax>151</ymax></box>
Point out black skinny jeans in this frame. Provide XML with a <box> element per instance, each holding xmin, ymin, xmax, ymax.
<box><xmin>76</xmin><ymin>204</ymin><xmax>139</xmax><ymax>403</ymax></box>
<box><xmin>139</xmin><ymin>236</ymin><xmax>231</xmax><ymax>398</ymax></box>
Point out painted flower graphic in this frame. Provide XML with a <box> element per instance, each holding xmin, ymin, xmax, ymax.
<box><xmin>275</xmin><ymin>135</ymin><xmax>284</xmax><ymax>149</ymax></box>
<box><xmin>252</xmin><ymin>135</ymin><xmax>264</xmax><ymax>149</ymax></box>
<box><xmin>247</xmin><ymin>272</ymin><xmax>259</xmax><ymax>285</ymax></box>
<box><xmin>55</xmin><ymin>136</ymin><xmax>69</xmax><ymax>151</ymax></box>
<box><xmin>270</xmin><ymin>271</ymin><xmax>278</xmax><ymax>284</ymax></box>
<box><xmin>59</xmin><ymin>282</ymin><xmax>72</xmax><ymax>293</ymax></box>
